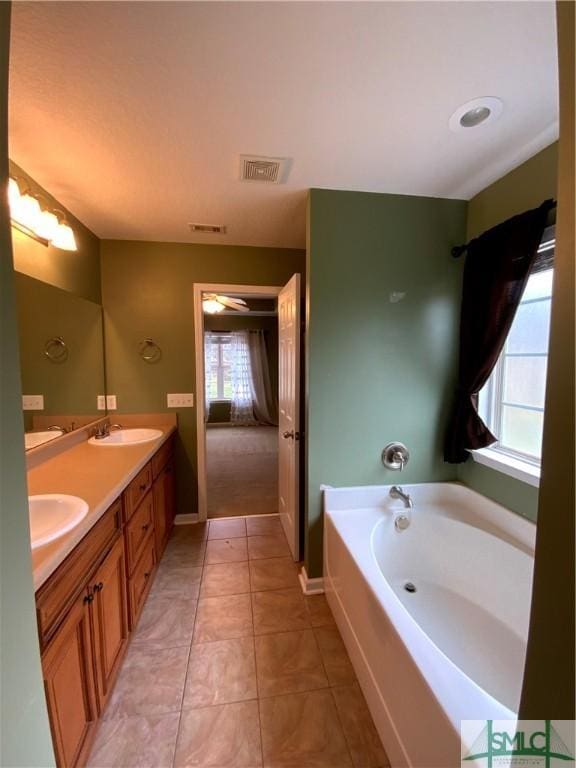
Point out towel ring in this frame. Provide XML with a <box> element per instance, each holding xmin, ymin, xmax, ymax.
<box><xmin>138</xmin><ymin>338</ymin><xmax>162</xmax><ymax>363</ymax></box>
<box><xmin>44</xmin><ymin>336</ymin><xmax>68</xmax><ymax>363</ymax></box>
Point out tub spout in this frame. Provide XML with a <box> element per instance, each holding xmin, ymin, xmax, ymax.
<box><xmin>390</xmin><ymin>485</ymin><xmax>413</xmax><ymax>509</ymax></box>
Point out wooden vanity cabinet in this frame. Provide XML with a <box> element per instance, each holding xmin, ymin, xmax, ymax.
<box><xmin>37</xmin><ymin>435</ymin><xmax>176</xmax><ymax>767</ymax></box>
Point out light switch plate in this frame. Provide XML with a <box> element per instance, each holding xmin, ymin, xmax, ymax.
<box><xmin>97</xmin><ymin>395</ymin><xmax>106</xmax><ymax>410</ymax></box>
<box><xmin>22</xmin><ymin>395</ymin><xmax>44</xmax><ymax>410</ymax></box>
<box><xmin>167</xmin><ymin>393</ymin><xmax>194</xmax><ymax>408</ymax></box>
<box><xmin>106</xmin><ymin>395</ymin><xmax>117</xmax><ymax>410</ymax></box>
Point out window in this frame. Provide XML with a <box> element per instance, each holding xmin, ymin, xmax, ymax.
<box><xmin>478</xmin><ymin>227</ymin><xmax>555</xmax><ymax>470</ymax></box>
<box><xmin>205</xmin><ymin>333</ymin><xmax>233</xmax><ymax>400</ymax></box>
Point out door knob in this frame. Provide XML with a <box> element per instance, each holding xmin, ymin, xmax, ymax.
<box><xmin>283</xmin><ymin>430</ymin><xmax>294</xmax><ymax>439</ymax></box>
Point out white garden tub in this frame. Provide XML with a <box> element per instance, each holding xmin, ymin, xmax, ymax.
<box><xmin>323</xmin><ymin>482</ymin><xmax>535</xmax><ymax>768</ymax></box>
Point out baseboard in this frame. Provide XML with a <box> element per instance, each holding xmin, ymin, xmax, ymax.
<box><xmin>174</xmin><ymin>513</ymin><xmax>199</xmax><ymax>525</ymax></box>
<box><xmin>298</xmin><ymin>566</ymin><xmax>325</xmax><ymax>595</ymax></box>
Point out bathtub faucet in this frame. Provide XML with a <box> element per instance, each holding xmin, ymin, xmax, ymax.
<box><xmin>389</xmin><ymin>485</ymin><xmax>413</xmax><ymax>509</ymax></box>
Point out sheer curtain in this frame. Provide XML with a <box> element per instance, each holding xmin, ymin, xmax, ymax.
<box><xmin>204</xmin><ymin>332</ymin><xmax>217</xmax><ymax>422</ymax></box>
<box><xmin>248</xmin><ymin>330</ymin><xmax>278</xmax><ymax>426</ymax></box>
<box><xmin>230</xmin><ymin>331</ymin><xmax>256</xmax><ymax>424</ymax></box>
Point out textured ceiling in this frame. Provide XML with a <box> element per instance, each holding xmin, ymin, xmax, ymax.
<box><xmin>9</xmin><ymin>1</ymin><xmax>558</xmax><ymax>249</ymax></box>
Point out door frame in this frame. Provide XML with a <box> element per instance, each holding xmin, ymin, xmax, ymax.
<box><xmin>193</xmin><ymin>282</ymin><xmax>282</xmax><ymax>521</ymax></box>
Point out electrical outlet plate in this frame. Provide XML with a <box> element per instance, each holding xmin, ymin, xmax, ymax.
<box><xmin>106</xmin><ymin>395</ymin><xmax>117</xmax><ymax>410</ymax></box>
<box><xmin>97</xmin><ymin>395</ymin><xmax>106</xmax><ymax>410</ymax></box>
<box><xmin>167</xmin><ymin>393</ymin><xmax>194</xmax><ymax>408</ymax></box>
<box><xmin>22</xmin><ymin>395</ymin><xmax>44</xmax><ymax>410</ymax></box>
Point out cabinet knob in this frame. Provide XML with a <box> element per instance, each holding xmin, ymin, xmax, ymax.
<box><xmin>142</xmin><ymin>523</ymin><xmax>149</xmax><ymax>531</ymax></box>
<box><xmin>94</xmin><ymin>582</ymin><xmax>104</xmax><ymax>592</ymax></box>
<box><xmin>139</xmin><ymin>483</ymin><xmax>147</xmax><ymax>491</ymax></box>
<box><xmin>83</xmin><ymin>594</ymin><xmax>94</xmax><ymax>604</ymax></box>
<box><xmin>144</xmin><ymin>571</ymin><xmax>150</xmax><ymax>579</ymax></box>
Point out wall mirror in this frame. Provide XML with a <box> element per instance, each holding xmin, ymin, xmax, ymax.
<box><xmin>14</xmin><ymin>273</ymin><xmax>106</xmax><ymax>450</ymax></box>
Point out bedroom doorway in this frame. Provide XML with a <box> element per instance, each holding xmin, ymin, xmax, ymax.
<box><xmin>194</xmin><ymin>278</ymin><xmax>301</xmax><ymax>559</ymax></box>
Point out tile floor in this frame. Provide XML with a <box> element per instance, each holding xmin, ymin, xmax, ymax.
<box><xmin>87</xmin><ymin>515</ymin><xmax>389</xmax><ymax>768</ymax></box>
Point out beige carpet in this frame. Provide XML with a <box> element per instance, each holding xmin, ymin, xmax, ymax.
<box><xmin>206</xmin><ymin>426</ymin><xmax>278</xmax><ymax>518</ymax></box>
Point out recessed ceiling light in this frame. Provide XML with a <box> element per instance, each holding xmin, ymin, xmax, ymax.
<box><xmin>449</xmin><ymin>97</ymin><xmax>504</xmax><ymax>133</ymax></box>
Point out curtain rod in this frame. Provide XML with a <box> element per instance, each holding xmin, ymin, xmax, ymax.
<box><xmin>451</xmin><ymin>199</ymin><xmax>557</xmax><ymax>259</ymax></box>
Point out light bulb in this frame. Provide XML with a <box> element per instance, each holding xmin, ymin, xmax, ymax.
<box><xmin>51</xmin><ymin>222</ymin><xmax>77</xmax><ymax>251</ymax></box>
<box><xmin>203</xmin><ymin>298</ymin><xmax>225</xmax><ymax>314</ymax></box>
<box><xmin>459</xmin><ymin>106</ymin><xmax>491</xmax><ymax>128</ymax></box>
<box><xmin>8</xmin><ymin>178</ymin><xmax>21</xmax><ymax>209</ymax></box>
<box><xmin>12</xmin><ymin>192</ymin><xmax>42</xmax><ymax>231</ymax></box>
<box><xmin>35</xmin><ymin>209</ymin><xmax>60</xmax><ymax>241</ymax></box>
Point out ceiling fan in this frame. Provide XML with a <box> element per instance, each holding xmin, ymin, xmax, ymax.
<box><xmin>202</xmin><ymin>293</ymin><xmax>249</xmax><ymax>314</ymax></box>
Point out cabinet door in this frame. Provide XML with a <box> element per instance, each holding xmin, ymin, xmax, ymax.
<box><xmin>90</xmin><ymin>536</ymin><xmax>129</xmax><ymax>712</ymax></box>
<box><xmin>153</xmin><ymin>473</ymin><xmax>167</xmax><ymax>561</ymax></box>
<box><xmin>42</xmin><ymin>592</ymin><xmax>97</xmax><ymax>768</ymax></box>
<box><xmin>128</xmin><ymin>534</ymin><xmax>156</xmax><ymax>629</ymax></box>
<box><xmin>124</xmin><ymin>491</ymin><xmax>154</xmax><ymax>574</ymax></box>
<box><xmin>164</xmin><ymin>460</ymin><xmax>176</xmax><ymax>533</ymax></box>
<box><xmin>153</xmin><ymin>461</ymin><xmax>176</xmax><ymax>560</ymax></box>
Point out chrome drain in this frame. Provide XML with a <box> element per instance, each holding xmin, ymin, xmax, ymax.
<box><xmin>404</xmin><ymin>582</ymin><xmax>417</xmax><ymax>593</ymax></box>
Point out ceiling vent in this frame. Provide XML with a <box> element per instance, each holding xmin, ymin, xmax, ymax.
<box><xmin>189</xmin><ymin>223</ymin><xmax>227</xmax><ymax>234</ymax></box>
<box><xmin>240</xmin><ymin>155</ymin><xmax>288</xmax><ymax>184</ymax></box>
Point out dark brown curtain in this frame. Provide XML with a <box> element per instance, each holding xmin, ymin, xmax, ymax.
<box><xmin>444</xmin><ymin>199</ymin><xmax>555</xmax><ymax>463</ymax></box>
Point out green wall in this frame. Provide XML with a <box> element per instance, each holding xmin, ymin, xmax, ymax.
<box><xmin>0</xmin><ymin>4</ymin><xmax>56</xmax><ymax>765</ymax></box>
<box><xmin>458</xmin><ymin>143</ymin><xmax>558</xmax><ymax>521</ymax></box>
<box><xmin>10</xmin><ymin>160</ymin><xmax>101</xmax><ymax>303</ymax></box>
<box><xmin>306</xmin><ymin>188</ymin><xmax>467</xmax><ymax>577</ymax></box>
<box><xmin>100</xmin><ymin>240</ymin><xmax>304</xmax><ymax>515</ymax></box>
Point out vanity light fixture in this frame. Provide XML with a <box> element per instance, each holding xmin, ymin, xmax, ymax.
<box><xmin>449</xmin><ymin>97</ymin><xmax>504</xmax><ymax>133</ymax></box>
<box><xmin>7</xmin><ymin>177</ymin><xmax>78</xmax><ymax>251</ymax></box>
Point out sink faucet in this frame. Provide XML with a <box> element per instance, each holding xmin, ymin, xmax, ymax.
<box><xmin>47</xmin><ymin>425</ymin><xmax>66</xmax><ymax>433</ymax></box>
<box><xmin>389</xmin><ymin>485</ymin><xmax>413</xmax><ymax>509</ymax></box>
<box><xmin>93</xmin><ymin>423</ymin><xmax>110</xmax><ymax>440</ymax></box>
<box><xmin>110</xmin><ymin>424</ymin><xmax>123</xmax><ymax>431</ymax></box>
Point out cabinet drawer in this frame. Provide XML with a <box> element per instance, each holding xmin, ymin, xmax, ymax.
<box><xmin>151</xmin><ymin>437</ymin><xmax>174</xmax><ymax>480</ymax></box>
<box><xmin>123</xmin><ymin>463</ymin><xmax>152</xmax><ymax>521</ymax></box>
<box><xmin>124</xmin><ymin>491</ymin><xmax>154</xmax><ymax>574</ymax></box>
<box><xmin>36</xmin><ymin>500</ymin><xmax>122</xmax><ymax>648</ymax></box>
<box><xmin>128</xmin><ymin>535</ymin><xmax>156</xmax><ymax>629</ymax></box>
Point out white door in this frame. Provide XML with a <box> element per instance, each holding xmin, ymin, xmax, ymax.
<box><xmin>278</xmin><ymin>274</ymin><xmax>301</xmax><ymax>560</ymax></box>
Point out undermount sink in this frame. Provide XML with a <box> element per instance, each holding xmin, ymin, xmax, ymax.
<box><xmin>88</xmin><ymin>428</ymin><xmax>163</xmax><ymax>446</ymax></box>
<box><xmin>29</xmin><ymin>494</ymin><xmax>89</xmax><ymax>550</ymax></box>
